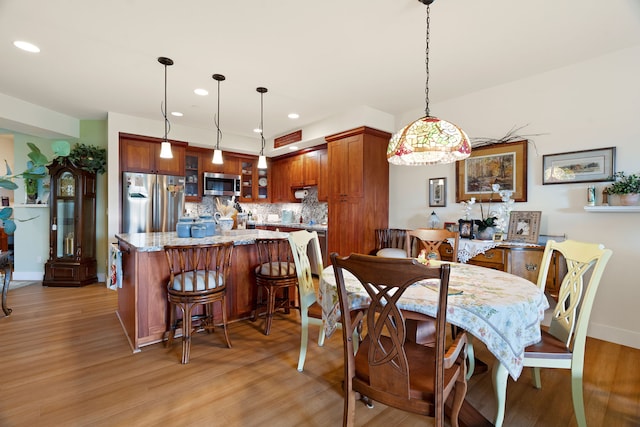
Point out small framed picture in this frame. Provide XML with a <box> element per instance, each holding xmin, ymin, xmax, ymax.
<box><xmin>506</xmin><ymin>211</ymin><xmax>542</xmax><ymax>244</ymax></box>
<box><xmin>458</xmin><ymin>219</ymin><xmax>474</xmax><ymax>239</ymax></box>
<box><xmin>444</xmin><ymin>222</ymin><xmax>457</xmax><ymax>232</ymax></box>
<box><xmin>429</xmin><ymin>177</ymin><xmax>446</xmax><ymax>207</ymax></box>
<box><xmin>492</xmin><ymin>232</ymin><xmax>504</xmax><ymax>241</ymax></box>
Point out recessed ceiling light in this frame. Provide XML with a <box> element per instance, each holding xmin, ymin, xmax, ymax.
<box><xmin>288</xmin><ymin>146</ymin><xmax>299</xmax><ymax>150</ymax></box>
<box><xmin>171</xmin><ymin>111</ymin><xmax>183</xmax><ymax>117</ymax></box>
<box><xmin>13</xmin><ymin>40</ymin><xmax>40</xmax><ymax>53</ymax></box>
<box><xmin>253</xmin><ymin>128</ymin><xmax>262</xmax><ymax>133</ymax></box>
<box><xmin>194</xmin><ymin>88</ymin><xmax>208</xmax><ymax>96</ymax></box>
<box><xmin>288</xmin><ymin>113</ymin><xmax>299</xmax><ymax>119</ymax></box>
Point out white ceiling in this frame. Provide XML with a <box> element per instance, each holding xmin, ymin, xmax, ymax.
<box><xmin>1</xmin><ymin>0</ymin><xmax>639</xmax><ymax>146</ymax></box>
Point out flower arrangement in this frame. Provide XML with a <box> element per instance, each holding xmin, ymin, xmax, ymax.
<box><xmin>475</xmin><ymin>184</ymin><xmax>499</xmax><ymax>232</ymax></box>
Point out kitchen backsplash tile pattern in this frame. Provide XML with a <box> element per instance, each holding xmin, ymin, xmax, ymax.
<box><xmin>185</xmin><ymin>186</ymin><xmax>327</xmax><ymax>224</ymax></box>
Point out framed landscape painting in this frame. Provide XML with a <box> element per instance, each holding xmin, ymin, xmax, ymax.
<box><xmin>542</xmin><ymin>147</ymin><xmax>615</xmax><ymax>184</ymax></box>
<box><xmin>455</xmin><ymin>140</ymin><xmax>528</xmax><ymax>203</ymax></box>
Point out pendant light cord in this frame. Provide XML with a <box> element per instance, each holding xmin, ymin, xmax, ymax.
<box><xmin>162</xmin><ymin>62</ymin><xmax>171</xmax><ymax>140</ymax></box>
<box><xmin>425</xmin><ymin>4</ymin><xmax>431</xmax><ymax>118</ymax></box>
<box><xmin>215</xmin><ymin>78</ymin><xmax>222</xmax><ymax>149</ymax></box>
<box><xmin>260</xmin><ymin>89</ymin><xmax>265</xmax><ymax>155</ymax></box>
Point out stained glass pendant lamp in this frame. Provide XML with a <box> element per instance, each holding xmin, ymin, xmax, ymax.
<box><xmin>158</xmin><ymin>56</ymin><xmax>174</xmax><ymax>159</ymax></box>
<box><xmin>387</xmin><ymin>0</ymin><xmax>471</xmax><ymax>165</ymax></box>
<box><xmin>212</xmin><ymin>74</ymin><xmax>225</xmax><ymax>164</ymax></box>
<box><xmin>256</xmin><ymin>87</ymin><xmax>268</xmax><ymax>169</ymax></box>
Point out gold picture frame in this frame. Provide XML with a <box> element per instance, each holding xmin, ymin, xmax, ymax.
<box><xmin>506</xmin><ymin>210</ymin><xmax>541</xmax><ymax>244</ymax></box>
<box><xmin>455</xmin><ymin>140</ymin><xmax>528</xmax><ymax>203</ymax></box>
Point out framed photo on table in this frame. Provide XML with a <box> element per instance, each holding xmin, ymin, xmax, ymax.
<box><xmin>542</xmin><ymin>147</ymin><xmax>615</xmax><ymax>184</ymax></box>
<box><xmin>456</xmin><ymin>140</ymin><xmax>528</xmax><ymax>203</ymax></box>
<box><xmin>506</xmin><ymin>211</ymin><xmax>541</xmax><ymax>244</ymax></box>
<box><xmin>428</xmin><ymin>177</ymin><xmax>446</xmax><ymax>207</ymax></box>
<box><xmin>458</xmin><ymin>219</ymin><xmax>474</xmax><ymax>239</ymax></box>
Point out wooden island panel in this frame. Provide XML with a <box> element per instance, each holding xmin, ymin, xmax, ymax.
<box><xmin>116</xmin><ymin>235</ymin><xmax>264</xmax><ymax>352</ymax></box>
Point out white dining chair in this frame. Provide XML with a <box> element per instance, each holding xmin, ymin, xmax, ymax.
<box><xmin>493</xmin><ymin>239</ymin><xmax>612</xmax><ymax>427</ymax></box>
<box><xmin>287</xmin><ymin>230</ymin><xmax>327</xmax><ymax>372</ymax></box>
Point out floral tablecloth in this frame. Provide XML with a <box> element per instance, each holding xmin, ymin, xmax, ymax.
<box><xmin>319</xmin><ymin>262</ymin><xmax>549</xmax><ymax>380</ymax></box>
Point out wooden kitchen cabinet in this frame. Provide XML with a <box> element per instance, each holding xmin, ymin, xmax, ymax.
<box><xmin>271</xmin><ymin>156</ymin><xmax>291</xmax><ymax>203</ymax></box>
<box><xmin>326</xmin><ymin>127</ymin><xmax>390</xmax><ymax>259</ymax></box>
<box><xmin>317</xmin><ymin>149</ymin><xmax>329</xmax><ymax>202</ymax></box>
<box><xmin>185</xmin><ymin>149</ymin><xmax>202</xmax><ymax>202</ymax></box>
<box><xmin>119</xmin><ymin>133</ymin><xmax>185</xmax><ymax>176</ymax></box>
<box><xmin>202</xmin><ymin>152</ymin><xmax>240</xmax><ymax>175</ymax></box>
<box><xmin>238</xmin><ymin>156</ymin><xmax>269</xmax><ymax>203</ymax></box>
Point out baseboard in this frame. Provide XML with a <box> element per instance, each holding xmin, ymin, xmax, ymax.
<box><xmin>12</xmin><ymin>271</ymin><xmax>43</xmax><ymax>281</ymax></box>
<box><xmin>589</xmin><ymin>321</ymin><xmax>640</xmax><ymax>349</ymax></box>
<box><xmin>12</xmin><ymin>272</ymin><xmax>106</xmax><ymax>283</ymax></box>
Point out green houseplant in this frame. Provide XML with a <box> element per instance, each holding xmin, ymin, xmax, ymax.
<box><xmin>606</xmin><ymin>171</ymin><xmax>640</xmax><ymax>206</ymax></box>
<box><xmin>67</xmin><ymin>143</ymin><xmax>107</xmax><ymax>174</ymax></box>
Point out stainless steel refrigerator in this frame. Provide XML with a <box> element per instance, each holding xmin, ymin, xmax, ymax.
<box><xmin>122</xmin><ymin>172</ymin><xmax>185</xmax><ymax>233</ymax></box>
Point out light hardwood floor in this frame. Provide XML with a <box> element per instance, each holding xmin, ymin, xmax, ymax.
<box><xmin>0</xmin><ymin>283</ymin><xmax>638</xmax><ymax>426</ymax></box>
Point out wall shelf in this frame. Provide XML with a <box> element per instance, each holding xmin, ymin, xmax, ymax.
<box><xmin>584</xmin><ymin>205</ymin><xmax>640</xmax><ymax>213</ymax></box>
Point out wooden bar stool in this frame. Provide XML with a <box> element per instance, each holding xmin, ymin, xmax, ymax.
<box><xmin>164</xmin><ymin>242</ymin><xmax>234</xmax><ymax>364</ymax></box>
<box><xmin>252</xmin><ymin>237</ymin><xmax>298</xmax><ymax>335</ymax></box>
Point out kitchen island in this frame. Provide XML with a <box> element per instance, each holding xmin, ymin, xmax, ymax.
<box><xmin>115</xmin><ymin>229</ymin><xmax>288</xmax><ymax>352</ymax></box>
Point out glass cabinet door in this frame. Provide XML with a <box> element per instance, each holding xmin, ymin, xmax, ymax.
<box><xmin>57</xmin><ymin>199</ymin><xmax>75</xmax><ymax>258</ymax></box>
<box><xmin>56</xmin><ymin>171</ymin><xmax>76</xmax><ymax>258</ymax></box>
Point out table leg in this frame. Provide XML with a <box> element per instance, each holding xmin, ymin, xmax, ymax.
<box><xmin>2</xmin><ymin>266</ymin><xmax>12</xmax><ymax>316</ymax></box>
<box><xmin>492</xmin><ymin>360</ymin><xmax>509</xmax><ymax>427</ymax></box>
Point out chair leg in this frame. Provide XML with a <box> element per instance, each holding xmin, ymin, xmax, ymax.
<box><xmin>220</xmin><ymin>295</ymin><xmax>232</xmax><ymax>349</ymax></box>
<box><xmin>449</xmin><ymin>372</ymin><xmax>467</xmax><ymax>427</ymax></box>
<box><xmin>318</xmin><ymin>321</ymin><xmax>326</xmax><ymax>347</ymax></box>
<box><xmin>571</xmin><ymin>366</ymin><xmax>587</xmax><ymax>427</ymax></box>
<box><xmin>466</xmin><ymin>337</ymin><xmax>476</xmax><ymax>380</ymax></box>
<box><xmin>532</xmin><ymin>366</ymin><xmax>542</xmax><ymax>389</ymax></box>
<box><xmin>264</xmin><ymin>286</ymin><xmax>276</xmax><ymax>335</ymax></box>
<box><xmin>181</xmin><ymin>303</ymin><xmax>195</xmax><ymax>364</ymax></box>
<box><xmin>297</xmin><ymin>309</ymin><xmax>310</xmax><ymax>372</ymax></box>
<box><xmin>492</xmin><ymin>360</ymin><xmax>509</xmax><ymax>427</ymax></box>
<box><xmin>166</xmin><ymin>302</ymin><xmax>177</xmax><ymax>348</ymax></box>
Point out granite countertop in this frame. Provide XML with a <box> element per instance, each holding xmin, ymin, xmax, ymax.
<box><xmin>251</xmin><ymin>221</ymin><xmax>327</xmax><ymax>232</ymax></box>
<box><xmin>116</xmin><ymin>229</ymin><xmax>290</xmax><ymax>252</ymax></box>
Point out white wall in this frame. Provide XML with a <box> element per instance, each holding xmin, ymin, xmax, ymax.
<box><xmin>390</xmin><ymin>46</ymin><xmax>640</xmax><ymax>348</ymax></box>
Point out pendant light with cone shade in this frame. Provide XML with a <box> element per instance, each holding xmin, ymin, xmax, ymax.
<box><xmin>158</xmin><ymin>56</ymin><xmax>174</xmax><ymax>159</ymax></box>
<box><xmin>387</xmin><ymin>0</ymin><xmax>470</xmax><ymax>165</ymax></box>
<box><xmin>256</xmin><ymin>87</ymin><xmax>268</xmax><ymax>169</ymax></box>
<box><xmin>212</xmin><ymin>73</ymin><xmax>225</xmax><ymax>164</ymax></box>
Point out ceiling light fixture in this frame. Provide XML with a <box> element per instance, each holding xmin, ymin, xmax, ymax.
<box><xmin>158</xmin><ymin>56</ymin><xmax>174</xmax><ymax>159</ymax></box>
<box><xmin>387</xmin><ymin>0</ymin><xmax>470</xmax><ymax>166</ymax></box>
<box><xmin>211</xmin><ymin>73</ymin><xmax>225</xmax><ymax>165</ymax></box>
<box><xmin>256</xmin><ymin>87</ymin><xmax>268</xmax><ymax>169</ymax></box>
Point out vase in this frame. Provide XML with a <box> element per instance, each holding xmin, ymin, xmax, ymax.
<box><xmin>476</xmin><ymin>227</ymin><xmax>495</xmax><ymax>241</ymax></box>
<box><xmin>619</xmin><ymin>193</ymin><xmax>640</xmax><ymax>206</ymax></box>
<box><xmin>26</xmin><ymin>193</ymin><xmax>37</xmax><ymax>204</ymax></box>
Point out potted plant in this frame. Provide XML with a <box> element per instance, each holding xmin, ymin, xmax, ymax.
<box><xmin>67</xmin><ymin>143</ymin><xmax>107</xmax><ymax>175</ymax></box>
<box><xmin>605</xmin><ymin>171</ymin><xmax>640</xmax><ymax>206</ymax></box>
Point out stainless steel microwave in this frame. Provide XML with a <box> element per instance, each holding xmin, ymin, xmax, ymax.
<box><xmin>203</xmin><ymin>172</ymin><xmax>241</xmax><ymax>196</ymax></box>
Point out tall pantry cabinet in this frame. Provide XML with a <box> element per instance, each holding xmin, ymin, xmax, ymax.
<box><xmin>326</xmin><ymin>126</ymin><xmax>390</xmax><ymax>259</ymax></box>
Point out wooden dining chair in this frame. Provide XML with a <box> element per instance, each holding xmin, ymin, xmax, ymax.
<box><xmin>372</xmin><ymin>228</ymin><xmax>409</xmax><ymax>257</ymax></box>
<box><xmin>252</xmin><ymin>237</ymin><xmax>299</xmax><ymax>335</ymax></box>
<box><xmin>493</xmin><ymin>239</ymin><xmax>613</xmax><ymax>427</ymax></box>
<box><xmin>405</xmin><ymin>228</ymin><xmax>459</xmax><ymax>261</ymax></box>
<box><xmin>164</xmin><ymin>242</ymin><xmax>234</xmax><ymax>364</ymax></box>
<box><xmin>331</xmin><ymin>252</ymin><xmax>468</xmax><ymax>427</ymax></box>
<box><xmin>287</xmin><ymin>230</ymin><xmax>326</xmax><ymax>372</ymax></box>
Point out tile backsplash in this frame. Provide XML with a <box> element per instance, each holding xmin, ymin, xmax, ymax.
<box><xmin>184</xmin><ymin>186</ymin><xmax>327</xmax><ymax>224</ymax></box>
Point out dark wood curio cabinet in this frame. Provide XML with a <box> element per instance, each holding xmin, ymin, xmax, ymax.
<box><xmin>43</xmin><ymin>158</ymin><xmax>97</xmax><ymax>287</ymax></box>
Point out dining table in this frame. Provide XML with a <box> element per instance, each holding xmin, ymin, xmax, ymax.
<box><xmin>319</xmin><ymin>260</ymin><xmax>549</xmax><ymax>427</ymax></box>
